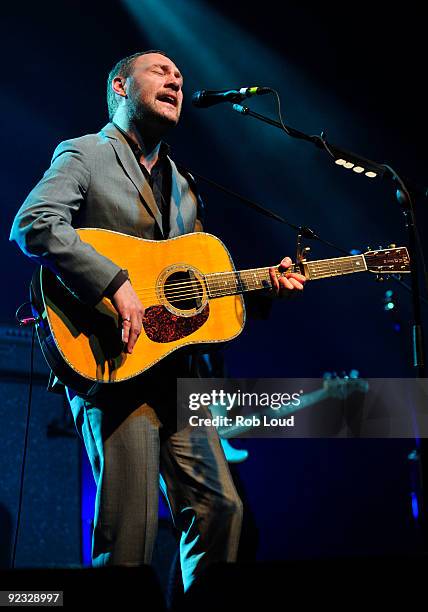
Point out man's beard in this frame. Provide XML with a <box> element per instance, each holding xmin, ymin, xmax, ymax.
<box><xmin>127</xmin><ymin>95</ymin><xmax>179</xmax><ymax>131</ymax></box>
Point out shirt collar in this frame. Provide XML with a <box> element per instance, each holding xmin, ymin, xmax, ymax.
<box><xmin>112</xmin><ymin>122</ymin><xmax>171</xmax><ymax>162</ymax></box>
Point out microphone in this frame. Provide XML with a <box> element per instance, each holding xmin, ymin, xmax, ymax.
<box><xmin>192</xmin><ymin>86</ymin><xmax>271</xmax><ymax>108</ymax></box>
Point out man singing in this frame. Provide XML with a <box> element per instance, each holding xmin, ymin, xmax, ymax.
<box><xmin>10</xmin><ymin>50</ymin><xmax>305</xmax><ymax>589</ymax></box>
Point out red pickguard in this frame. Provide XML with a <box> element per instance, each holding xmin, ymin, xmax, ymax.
<box><xmin>143</xmin><ymin>304</ymin><xmax>210</xmax><ymax>343</ymax></box>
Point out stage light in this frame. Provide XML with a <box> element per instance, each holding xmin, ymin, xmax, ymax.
<box><xmin>352</xmin><ymin>166</ymin><xmax>365</xmax><ymax>173</ymax></box>
<box><xmin>411</xmin><ymin>491</ymin><xmax>419</xmax><ymax>520</ymax></box>
<box><xmin>384</xmin><ymin>290</ymin><xmax>395</xmax><ymax>311</ymax></box>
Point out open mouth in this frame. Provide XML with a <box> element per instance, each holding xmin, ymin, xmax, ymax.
<box><xmin>157</xmin><ymin>94</ymin><xmax>177</xmax><ymax>107</ymax></box>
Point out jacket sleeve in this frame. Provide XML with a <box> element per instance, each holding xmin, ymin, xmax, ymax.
<box><xmin>9</xmin><ymin>139</ymin><xmax>122</xmax><ymax>306</ymax></box>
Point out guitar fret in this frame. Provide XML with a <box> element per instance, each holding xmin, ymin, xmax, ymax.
<box><xmin>206</xmin><ymin>268</ymin><xmax>272</xmax><ymax>297</ymax></box>
<box><xmin>308</xmin><ymin>255</ymin><xmax>366</xmax><ymax>280</ymax></box>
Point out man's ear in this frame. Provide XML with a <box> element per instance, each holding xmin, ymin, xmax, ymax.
<box><xmin>112</xmin><ymin>76</ymin><xmax>127</xmax><ymax>98</ymax></box>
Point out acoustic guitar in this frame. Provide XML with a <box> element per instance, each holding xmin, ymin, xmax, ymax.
<box><xmin>30</xmin><ymin>229</ymin><xmax>410</xmax><ymax>392</ymax></box>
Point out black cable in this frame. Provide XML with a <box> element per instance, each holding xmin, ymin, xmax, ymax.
<box><xmin>318</xmin><ymin>130</ymin><xmax>338</xmax><ymax>160</ymax></box>
<box><xmin>269</xmin><ymin>88</ymin><xmax>335</xmax><ymax>164</ymax></box>
<box><xmin>269</xmin><ymin>88</ymin><xmax>291</xmax><ymax>137</ymax></box>
<box><xmin>11</xmin><ymin>324</ymin><xmax>36</xmax><ymax>568</ymax></box>
<box><xmin>15</xmin><ymin>301</ymin><xmax>37</xmax><ymax>328</ymax></box>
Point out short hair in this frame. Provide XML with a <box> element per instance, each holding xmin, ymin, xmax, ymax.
<box><xmin>106</xmin><ymin>50</ymin><xmax>170</xmax><ymax>121</ymax></box>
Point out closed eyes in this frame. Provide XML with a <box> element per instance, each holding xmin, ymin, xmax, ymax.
<box><xmin>151</xmin><ymin>64</ymin><xmax>183</xmax><ymax>83</ymax></box>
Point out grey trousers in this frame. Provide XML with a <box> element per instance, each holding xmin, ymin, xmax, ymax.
<box><xmin>67</xmin><ymin>368</ymin><xmax>242</xmax><ymax>591</ymax></box>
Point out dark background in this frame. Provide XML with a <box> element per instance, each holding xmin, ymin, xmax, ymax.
<box><xmin>2</xmin><ymin>0</ymin><xmax>427</xmax><ymax>564</ymax></box>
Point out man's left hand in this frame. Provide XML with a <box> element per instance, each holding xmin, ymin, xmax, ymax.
<box><xmin>269</xmin><ymin>257</ymin><xmax>306</xmax><ymax>298</ymax></box>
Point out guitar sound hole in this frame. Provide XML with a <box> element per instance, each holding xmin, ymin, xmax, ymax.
<box><xmin>164</xmin><ymin>271</ymin><xmax>204</xmax><ymax>311</ymax></box>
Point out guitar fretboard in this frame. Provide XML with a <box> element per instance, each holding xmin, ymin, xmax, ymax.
<box><xmin>206</xmin><ymin>269</ymin><xmax>272</xmax><ymax>298</ymax></box>
<box><xmin>205</xmin><ymin>254</ymin><xmax>367</xmax><ymax>298</ymax></box>
<box><xmin>307</xmin><ymin>255</ymin><xmax>367</xmax><ymax>280</ymax></box>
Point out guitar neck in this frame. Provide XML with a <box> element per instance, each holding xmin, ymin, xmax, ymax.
<box><xmin>205</xmin><ymin>254</ymin><xmax>367</xmax><ymax>298</ymax></box>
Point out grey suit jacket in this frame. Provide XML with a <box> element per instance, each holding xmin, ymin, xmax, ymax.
<box><xmin>10</xmin><ymin>122</ymin><xmax>203</xmax><ymax>306</ymax></box>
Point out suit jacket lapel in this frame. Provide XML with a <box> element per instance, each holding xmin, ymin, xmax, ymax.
<box><xmin>100</xmin><ymin>123</ymin><xmax>164</xmax><ymax>236</ymax></box>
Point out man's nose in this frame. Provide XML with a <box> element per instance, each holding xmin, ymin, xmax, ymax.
<box><xmin>165</xmin><ymin>78</ymin><xmax>181</xmax><ymax>92</ymax></box>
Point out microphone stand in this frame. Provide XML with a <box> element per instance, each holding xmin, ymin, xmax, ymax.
<box><xmin>394</xmin><ymin>183</ymin><xmax>428</xmax><ymax>546</ymax></box>
<box><xmin>232</xmin><ymin>102</ymin><xmax>428</xmax><ymax>543</ymax></box>
<box><xmin>232</xmin><ymin>104</ymin><xmax>428</xmax><ymax>199</ymax></box>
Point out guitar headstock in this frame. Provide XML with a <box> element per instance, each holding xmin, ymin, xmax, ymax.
<box><xmin>364</xmin><ymin>246</ymin><xmax>410</xmax><ymax>275</ymax></box>
<box><xmin>323</xmin><ymin>371</ymin><xmax>369</xmax><ymax>398</ymax></box>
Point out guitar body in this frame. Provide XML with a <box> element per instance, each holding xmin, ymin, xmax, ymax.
<box><xmin>31</xmin><ymin>229</ymin><xmax>245</xmax><ymax>389</ymax></box>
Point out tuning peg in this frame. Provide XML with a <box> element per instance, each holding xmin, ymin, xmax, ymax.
<box><xmin>395</xmin><ymin>274</ymin><xmax>402</xmax><ymax>280</ymax></box>
<box><xmin>378</xmin><ymin>245</ymin><xmax>383</xmax><ymax>250</ymax></box>
<box><xmin>388</xmin><ymin>243</ymin><xmax>396</xmax><ymax>249</ymax></box>
<box><xmin>366</xmin><ymin>246</ymin><xmax>372</xmax><ymax>252</ymax></box>
<box><xmin>376</xmin><ymin>275</ymin><xmax>384</xmax><ymax>282</ymax></box>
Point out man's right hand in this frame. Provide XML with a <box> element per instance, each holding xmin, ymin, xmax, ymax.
<box><xmin>111</xmin><ymin>280</ymin><xmax>145</xmax><ymax>354</ymax></box>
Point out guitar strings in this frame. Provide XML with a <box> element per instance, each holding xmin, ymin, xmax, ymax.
<box><xmin>114</xmin><ymin>251</ymin><xmax>398</xmax><ymax>303</ymax></box>
<box><xmin>131</xmin><ymin>265</ymin><xmax>309</xmax><ymax>302</ymax></box>
<box><xmin>129</xmin><ymin>253</ymin><xmax>386</xmax><ymax>301</ymax></box>
<box><xmin>130</xmin><ymin>259</ymin><xmax>364</xmax><ymax>300</ymax></box>
<box><xmin>132</xmin><ymin>268</ymin><xmax>282</xmax><ymax>294</ymax></box>
<box><xmin>134</xmin><ymin>286</ymin><xmax>241</xmax><ymax>301</ymax></box>
<box><xmin>131</xmin><ymin>258</ymin><xmax>367</xmax><ymax>298</ymax></box>
<box><xmin>133</xmin><ymin>278</ymin><xmax>274</xmax><ymax>301</ymax></box>
<box><xmin>133</xmin><ymin>276</ymin><xmax>267</xmax><ymax>301</ymax></box>
<box><xmin>133</xmin><ymin>268</ymin><xmax>275</xmax><ymax>292</ymax></box>
<box><xmin>131</xmin><ymin>263</ymin><xmax>319</xmax><ymax>302</ymax></box>
<box><xmin>134</xmin><ymin>284</ymin><xmax>274</xmax><ymax>303</ymax></box>
<box><xmin>133</xmin><ymin>275</ymin><xmax>261</xmax><ymax>291</ymax></box>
